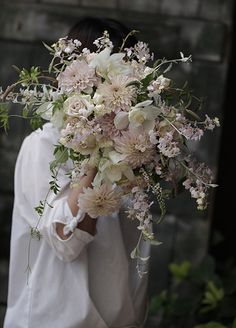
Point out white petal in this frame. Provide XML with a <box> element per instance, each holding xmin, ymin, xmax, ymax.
<box><xmin>122</xmin><ymin>165</ymin><xmax>134</xmax><ymax>180</ymax></box>
<box><xmin>106</xmin><ymin>166</ymin><xmax>122</xmax><ymax>182</ymax></box>
<box><xmin>134</xmin><ymin>100</ymin><xmax>153</xmax><ymax>108</ymax></box>
<box><xmin>108</xmin><ymin>150</ymin><xmax>127</xmax><ymax>164</ymax></box>
<box><xmin>89</xmin><ymin>48</ymin><xmax>111</xmax><ymax>68</ymax></box>
<box><xmin>36</xmin><ymin>102</ymin><xmax>52</xmax><ymax>120</ymax></box>
<box><xmin>143</xmin><ymin>119</ymin><xmax>156</xmax><ymax>132</ymax></box>
<box><xmin>114</xmin><ymin>111</ymin><xmax>129</xmax><ymax>130</ymax></box>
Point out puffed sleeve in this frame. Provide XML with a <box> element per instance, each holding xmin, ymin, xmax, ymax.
<box><xmin>15</xmin><ymin>123</ymin><xmax>95</xmax><ymax>262</ymax></box>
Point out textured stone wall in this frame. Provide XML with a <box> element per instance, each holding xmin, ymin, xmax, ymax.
<box><xmin>0</xmin><ymin>0</ymin><xmax>234</xmax><ymax>325</ymax></box>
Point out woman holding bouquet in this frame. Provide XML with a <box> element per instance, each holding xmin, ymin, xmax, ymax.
<box><xmin>4</xmin><ymin>18</ymin><xmax>151</xmax><ymax>328</ymax></box>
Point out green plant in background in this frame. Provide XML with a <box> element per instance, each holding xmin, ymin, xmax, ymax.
<box><xmin>148</xmin><ymin>255</ymin><xmax>236</xmax><ymax>328</ymax></box>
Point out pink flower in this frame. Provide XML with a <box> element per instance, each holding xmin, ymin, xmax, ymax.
<box><xmin>78</xmin><ymin>184</ymin><xmax>122</xmax><ymax>218</ymax></box>
<box><xmin>97</xmin><ymin>75</ymin><xmax>136</xmax><ymax>113</ymax></box>
<box><xmin>57</xmin><ymin>60</ymin><xmax>98</xmax><ymax>93</ymax></box>
<box><xmin>114</xmin><ymin>130</ymin><xmax>156</xmax><ymax>169</ymax></box>
<box><xmin>96</xmin><ymin>113</ymin><xmax>122</xmax><ymax>138</ymax></box>
<box><xmin>158</xmin><ymin>132</ymin><xmax>180</xmax><ymax>158</ymax></box>
<box><xmin>179</xmin><ymin>124</ymin><xmax>204</xmax><ymax>141</ymax></box>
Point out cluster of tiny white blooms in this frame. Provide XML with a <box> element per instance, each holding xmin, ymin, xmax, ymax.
<box><xmin>93</xmin><ymin>30</ymin><xmax>113</xmax><ymax>51</ymax></box>
<box><xmin>175</xmin><ymin>113</ymin><xmax>186</xmax><ymax>122</ymax></box>
<box><xmin>163</xmin><ymin>159</ymin><xmax>183</xmax><ymax>184</ymax></box>
<box><xmin>127</xmin><ymin>187</ymin><xmax>154</xmax><ymax>239</ymax></box>
<box><xmin>157</xmin><ymin>131</ymin><xmax>181</xmax><ymax>158</ymax></box>
<box><xmin>52</xmin><ymin>37</ymin><xmax>82</xmax><ymax>57</ymax></box>
<box><xmin>204</xmin><ymin>114</ymin><xmax>220</xmax><ymax>130</ymax></box>
<box><xmin>18</xmin><ymin>87</ymin><xmax>39</xmax><ymax>104</ymax></box>
<box><xmin>149</xmin><ymin>129</ymin><xmax>159</xmax><ymax>145</ymax></box>
<box><xmin>13</xmin><ymin>86</ymin><xmax>62</xmax><ymax>106</ymax></box>
<box><xmin>183</xmin><ymin>158</ymin><xmax>214</xmax><ymax>209</ymax></box>
<box><xmin>78</xmin><ymin>183</ymin><xmax>122</xmax><ymax>218</ymax></box>
<box><xmin>96</xmin><ymin>75</ymin><xmax>137</xmax><ymax>113</ymax></box>
<box><xmin>179</xmin><ymin>124</ymin><xmax>204</xmax><ymax>141</ymax></box>
<box><xmin>147</xmin><ymin>75</ymin><xmax>171</xmax><ymax>97</ymax></box>
<box><xmin>57</xmin><ymin>60</ymin><xmax>98</xmax><ymax>94</ymax></box>
<box><xmin>126</xmin><ymin>41</ymin><xmax>154</xmax><ymax>64</ymax></box>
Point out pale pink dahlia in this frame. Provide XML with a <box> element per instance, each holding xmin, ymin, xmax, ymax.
<box><xmin>96</xmin><ymin>113</ymin><xmax>122</xmax><ymax>138</ymax></box>
<box><xmin>97</xmin><ymin>75</ymin><xmax>136</xmax><ymax>113</ymax></box>
<box><xmin>78</xmin><ymin>184</ymin><xmax>122</xmax><ymax>218</ymax></box>
<box><xmin>57</xmin><ymin>60</ymin><xmax>98</xmax><ymax>93</ymax></box>
<box><xmin>114</xmin><ymin>130</ymin><xmax>156</xmax><ymax>169</ymax></box>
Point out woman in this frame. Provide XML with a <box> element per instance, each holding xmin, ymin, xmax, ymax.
<box><xmin>4</xmin><ymin>17</ymin><xmax>151</xmax><ymax>328</ymax></box>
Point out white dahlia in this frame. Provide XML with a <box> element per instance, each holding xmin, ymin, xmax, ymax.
<box><xmin>57</xmin><ymin>60</ymin><xmax>98</xmax><ymax>94</ymax></box>
<box><xmin>114</xmin><ymin>130</ymin><xmax>156</xmax><ymax>169</ymax></box>
<box><xmin>96</xmin><ymin>75</ymin><xmax>136</xmax><ymax>113</ymax></box>
<box><xmin>78</xmin><ymin>184</ymin><xmax>122</xmax><ymax>218</ymax></box>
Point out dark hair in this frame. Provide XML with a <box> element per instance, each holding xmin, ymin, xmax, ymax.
<box><xmin>67</xmin><ymin>17</ymin><xmax>137</xmax><ymax>53</ymax></box>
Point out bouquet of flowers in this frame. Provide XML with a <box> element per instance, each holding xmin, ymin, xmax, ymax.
<box><xmin>0</xmin><ymin>31</ymin><xmax>219</xmax><ymax>267</ymax></box>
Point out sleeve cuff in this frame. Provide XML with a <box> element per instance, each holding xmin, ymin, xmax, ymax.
<box><xmin>52</xmin><ymin>201</ymin><xmax>95</xmax><ymax>243</ymax></box>
<box><xmin>74</xmin><ymin>228</ymin><xmax>95</xmax><ymax>243</ymax></box>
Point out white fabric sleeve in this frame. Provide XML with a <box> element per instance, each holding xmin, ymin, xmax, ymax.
<box><xmin>15</xmin><ymin>124</ymin><xmax>95</xmax><ymax>262</ymax></box>
<box><xmin>41</xmin><ymin>196</ymin><xmax>94</xmax><ymax>262</ymax></box>
<box><xmin>39</xmin><ymin>193</ymin><xmax>94</xmax><ymax>262</ymax></box>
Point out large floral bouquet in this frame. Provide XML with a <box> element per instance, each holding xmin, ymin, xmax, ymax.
<box><xmin>0</xmin><ymin>31</ymin><xmax>219</xmax><ymax>268</ymax></box>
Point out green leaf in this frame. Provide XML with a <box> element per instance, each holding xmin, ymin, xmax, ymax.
<box><xmin>169</xmin><ymin>261</ymin><xmax>191</xmax><ymax>281</ymax></box>
<box><xmin>0</xmin><ymin>105</ymin><xmax>9</xmax><ymax>131</ymax></box>
<box><xmin>22</xmin><ymin>106</ymin><xmax>29</xmax><ymax>118</ymax></box>
<box><xmin>141</xmin><ymin>71</ymin><xmax>155</xmax><ymax>88</ymax></box>
<box><xmin>163</xmin><ymin>62</ymin><xmax>172</xmax><ymax>74</ymax></box>
<box><xmin>130</xmin><ymin>247</ymin><xmax>138</xmax><ymax>259</ymax></box>
<box><xmin>201</xmin><ymin>280</ymin><xmax>224</xmax><ymax>313</ymax></box>
<box><xmin>148</xmin><ymin>291</ymin><xmax>167</xmax><ymax>315</ymax></box>
<box><xmin>30</xmin><ymin>115</ymin><xmax>44</xmax><ymax>130</ymax></box>
<box><xmin>150</xmin><ymin>239</ymin><xmax>162</xmax><ymax>246</ymax></box>
<box><xmin>19</xmin><ymin>66</ymin><xmax>41</xmax><ymax>86</ymax></box>
<box><xmin>185</xmin><ymin>108</ymin><xmax>201</xmax><ymax>120</ymax></box>
<box><xmin>49</xmin><ymin>179</ymin><xmax>60</xmax><ymax>194</ymax></box>
<box><xmin>53</xmin><ymin>144</ymin><xmax>68</xmax><ymax>164</ymax></box>
<box><xmin>30</xmin><ymin>227</ymin><xmax>41</xmax><ymax>240</ymax></box>
<box><xmin>42</xmin><ymin>41</ymin><xmax>54</xmax><ymax>52</ymax></box>
<box><xmin>12</xmin><ymin>65</ymin><xmax>21</xmax><ymax>73</ymax></box>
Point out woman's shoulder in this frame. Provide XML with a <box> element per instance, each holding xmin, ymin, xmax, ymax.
<box><xmin>29</xmin><ymin>122</ymin><xmax>60</xmax><ymax>143</ymax></box>
<box><xmin>21</xmin><ymin>123</ymin><xmax>59</xmax><ymax>150</ymax></box>
<box><xmin>19</xmin><ymin>122</ymin><xmax>73</xmax><ymax>171</ymax></box>
<box><xmin>18</xmin><ymin>123</ymin><xmax>60</xmax><ymax>162</ymax></box>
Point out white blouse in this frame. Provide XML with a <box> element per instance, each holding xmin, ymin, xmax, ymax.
<box><xmin>4</xmin><ymin>123</ymin><xmax>151</xmax><ymax>328</ymax></box>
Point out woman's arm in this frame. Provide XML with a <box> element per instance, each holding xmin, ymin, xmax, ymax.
<box><xmin>17</xmin><ymin>128</ymin><xmax>97</xmax><ymax>261</ymax></box>
<box><xmin>56</xmin><ymin>168</ymin><xmax>97</xmax><ymax>240</ymax></box>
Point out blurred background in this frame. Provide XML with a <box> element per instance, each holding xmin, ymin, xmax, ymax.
<box><xmin>0</xmin><ymin>0</ymin><xmax>235</xmax><ymax>327</ymax></box>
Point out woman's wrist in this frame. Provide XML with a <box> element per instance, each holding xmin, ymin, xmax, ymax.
<box><xmin>77</xmin><ymin>214</ymin><xmax>97</xmax><ymax>236</ymax></box>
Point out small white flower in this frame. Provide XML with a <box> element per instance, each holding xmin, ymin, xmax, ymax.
<box><xmin>129</xmin><ymin>100</ymin><xmax>161</xmax><ymax>131</ymax></box>
<box><xmin>114</xmin><ymin>111</ymin><xmax>129</xmax><ymax>130</ymax></box>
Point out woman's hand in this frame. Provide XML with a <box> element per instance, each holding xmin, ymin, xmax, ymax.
<box><xmin>56</xmin><ymin>167</ymin><xmax>98</xmax><ymax>240</ymax></box>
